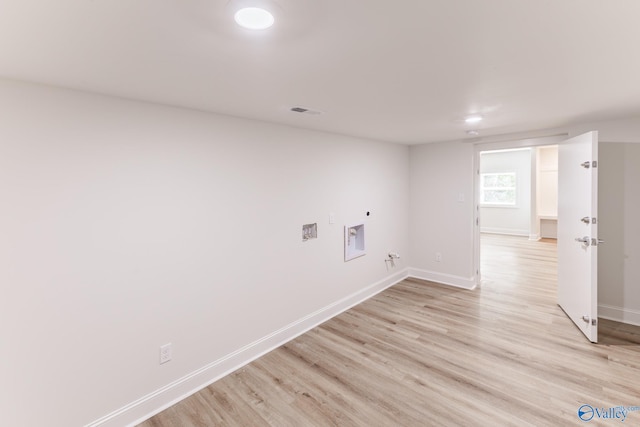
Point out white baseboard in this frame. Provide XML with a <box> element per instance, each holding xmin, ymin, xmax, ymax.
<box><xmin>599</xmin><ymin>304</ymin><xmax>640</xmax><ymax>327</ymax></box>
<box><xmin>86</xmin><ymin>269</ymin><xmax>410</xmax><ymax>427</ymax></box>
<box><xmin>407</xmin><ymin>267</ymin><xmax>477</xmax><ymax>290</ymax></box>
<box><xmin>481</xmin><ymin>227</ymin><xmax>529</xmax><ymax>237</ymax></box>
<box><xmin>529</xmin><ymin>233</ymin><xmax>540</xmax><ymax>241</ymax></box>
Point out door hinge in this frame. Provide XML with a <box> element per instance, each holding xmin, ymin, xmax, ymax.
<box><xmin>581</xmin><ymin>160</ymin><xmax>598</xmax><ymax>168</ymax></box>
<box><xmin>581</xmin><ymin>217</ymin><xmax>597</xmax><ymax>224</ymax></box>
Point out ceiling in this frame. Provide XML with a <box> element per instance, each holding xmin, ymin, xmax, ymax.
<box><xmin>1</xmin><ymin>0</ymin><xmax>639</xmax><ymax>144</ymax></box>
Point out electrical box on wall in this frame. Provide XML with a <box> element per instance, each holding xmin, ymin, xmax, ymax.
<box><xmin>344</xmin><ymin>223</ymin><xmax>365</xmax><ymax>261</ymax></box>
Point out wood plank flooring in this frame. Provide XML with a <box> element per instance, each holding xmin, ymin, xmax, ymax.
<box><xmin>139</xmin><ymin>234</ymin><xmax>640</xmax><ymax>426</ymax></box>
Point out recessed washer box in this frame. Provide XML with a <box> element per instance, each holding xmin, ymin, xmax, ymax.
<box><xmin>302</xmin><ymin>223</ymin><xmax>317</xmax><ymax>241</ymax></box>
<box><xmin>344</xmin><ymin>223</ymin><xmax>365</xmax><ymax>261</ymax></box>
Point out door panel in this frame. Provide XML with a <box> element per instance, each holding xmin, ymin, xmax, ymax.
<box><xmin>557</xmin><ymin>131</ymin><xmax>598</xmax><ymax>342</ymax></box>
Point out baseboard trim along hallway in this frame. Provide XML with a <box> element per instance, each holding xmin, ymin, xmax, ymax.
<box><xmin>407</xmin><ymin>267</ymin><xmax>476</xmax><ymax>290</ymax></box>
<box><xmin>599</xmin><ymin>304</ymin><xmax>640</xmax><ymax>327</ymax></box>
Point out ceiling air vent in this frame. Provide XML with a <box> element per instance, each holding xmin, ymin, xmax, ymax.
<box><xmin>290</xmin><ymin>106</ymin><xmax>322</xmax><ymax>115</ymax></box>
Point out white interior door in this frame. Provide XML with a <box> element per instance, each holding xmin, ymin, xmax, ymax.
<box><xmin>557</xmin><ymin>131</ymin><xmax>599</xmax><ymax>342</ymax></box>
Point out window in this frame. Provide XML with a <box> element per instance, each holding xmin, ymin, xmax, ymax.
<box><xmin>480</xmin><ymin>172</ymin><xmax>517</xmax><ymax>206</ymax></box>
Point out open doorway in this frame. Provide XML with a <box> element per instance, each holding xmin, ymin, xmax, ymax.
<box><xmin>473</xmin><ymin>136</ymin><xmax>565</xmax><ymax>286</ymax></box>
<box><xmin>477</xmin><ymin>145</ymin><xmax>559</xmax><ymax>288</ymax></box>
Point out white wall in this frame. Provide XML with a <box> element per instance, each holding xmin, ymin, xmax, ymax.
<box><xmin>0</xmin><ymin>79</ymin><xmax>410</xmax><ymax>427</ymax></box>
<box><xmin>598</xmin><ymin>142</ymin><xmax>640</xmax><ymax>326</ymax></box>
<box><xmin>536</xmin><ymin>145</ymin><xmax>558</xmax><ymax>239</ymax></box>
<box><xmin>408</xmin><ymin>142</ymin><xmax>476</xmax><ymax>288</ymax></box>
<box><xmin>479</xmin><ymin>149</ymin><xmax>532</xmax><ymax>236</ymax></box>
<box><xmin>536</xmin><ymin>146</ymin><xmax>558</xmax><ymax>218</ymax></box>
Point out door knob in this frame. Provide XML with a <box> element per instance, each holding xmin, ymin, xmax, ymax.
<box><xmin>575</xmin><ymin>236</ymin><xmax>590</xmax><ymax>245</ymax></box>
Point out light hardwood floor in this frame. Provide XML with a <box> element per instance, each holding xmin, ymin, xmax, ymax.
<box><xmin>139</xmin><ymin>234</ymin><xmax>640</xmax><ymax>426</ymax></box>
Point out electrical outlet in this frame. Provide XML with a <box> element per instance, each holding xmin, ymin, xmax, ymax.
<box><xmin>329</xmin><ymin>213</ymin><xmax>335</xmax><ymax>224</ymax></box>
<box><xmin>160</xmin><ymin>343</ymin><xmax>172</xmax><ymax>364</ymax></box>
<box><xmin>435</xmin><ymin>252</ymin><xmax>442</xmax><ymax>262</ymax></box>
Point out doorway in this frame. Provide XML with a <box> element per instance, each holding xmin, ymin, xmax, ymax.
<box><xmin>475</xmin><ymin>142</ymin><xmax>560</xmax><ymax>286</ymax></box>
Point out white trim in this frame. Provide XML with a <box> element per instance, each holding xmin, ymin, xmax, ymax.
<box><xmin>407</xmin><ymin>268</ymin><xmax>477</xmax><ymax>290</ymax></box>
<box><xmin>598</xmin><ymin>304</ymin><xmax>640</xmax><ymax>327</ymax></box>
<box><xmin>479</xmin><ymin>147</ymin><xmax>532</xmax><ymax>155</ymax></box>
<box><xmin>480</xmin><ymin>227</ymin><xmax>529</xmax><ymax>237</ymax></box>
<box><xmin>473</xmin><ymin>133</ymin><xmax>569</xmax><ymax>149</ymax></box>
<box><xmin>480</xmin><ymin>204</ymin><xmax>520</xmax><ymax>209</ymax></box>
<box><xmin>538</xmin><ymin>215</ymin><xmax>558</xmax><ymax>220</ymax></box>
<box><xmin>528</xmin><ymin>233</ymin><xmax>541</xmax><ymax>241</ymax></box>
<box><xmin>86</xmin><ymin>269</ymin><xmax>410</xmax><ymax>427</ymax></box>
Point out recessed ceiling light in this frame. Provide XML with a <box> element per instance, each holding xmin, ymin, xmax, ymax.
<box><xmin>465</xmin><ymin>115</ymin><xmax>483</xmax><ymax>124</ymax></box>
<box><xmin>467</xmin><ymin>130</ymin><xmax>479</xmax><ymax>136</ymax></box>
<box><xmin>234</xmin><ymin>7</ymin><xmax>274</xmax><ymax>30</ymax></box>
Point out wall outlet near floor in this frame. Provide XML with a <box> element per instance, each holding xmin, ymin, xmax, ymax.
<box><xmin>159</xmin><ymin>343</ymin><xmax>172</xmax><ymax>364</ymax></box>
<box><xmin>435</xmin><ymin>252</ymin><xmax>442</xmax><ymax>262</ymax></box>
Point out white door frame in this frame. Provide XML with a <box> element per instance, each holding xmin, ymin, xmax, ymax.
<box><xmin>472</xmin><ymin>134</ymin><xmax>569</xmax><ymax>286</ymax></box>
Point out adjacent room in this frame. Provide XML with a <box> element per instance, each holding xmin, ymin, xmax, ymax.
<box><xmin>477</xmin><ymin>144</ymin><xmax>559</xmax><ymax>289</ymax></box>
<box><xmin>1</xmin><ymin>1</ymin><xmax>640</xmax><ymax>426</ymax></box>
